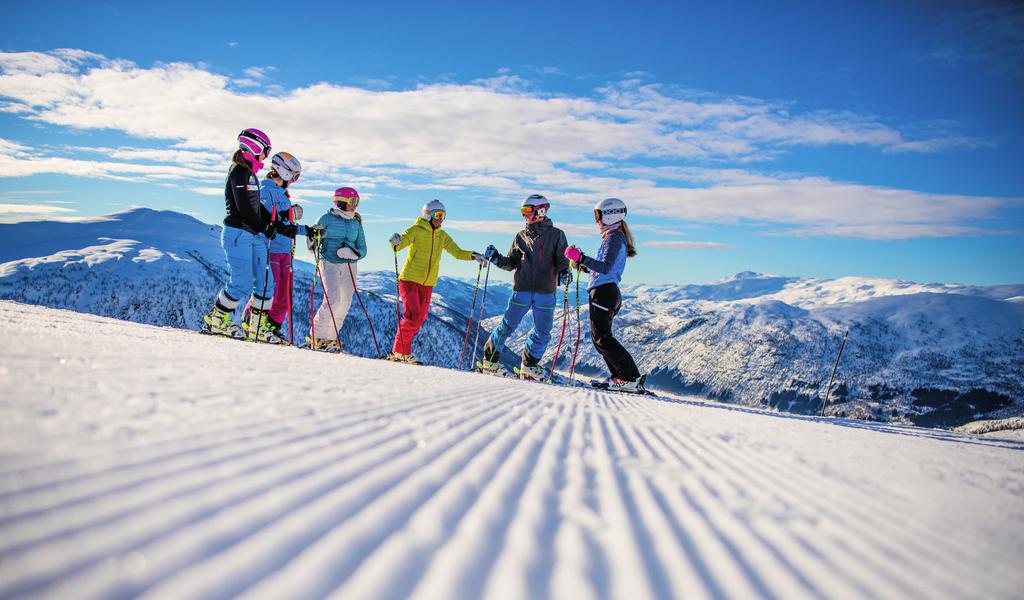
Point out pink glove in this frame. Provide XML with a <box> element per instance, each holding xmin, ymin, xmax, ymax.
<box><xmin>564</xmin><ymin>246</ymin><xmax>582</xmax><ymax>263</ymax></box>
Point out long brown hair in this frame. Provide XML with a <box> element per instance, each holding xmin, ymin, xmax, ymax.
<box><xmin>230</xmin><ymin>149</ymin><xmax>251</xmax><ymax>172</ymax></box>
<box><xmin>621</xmin><ymin>221</ymin><xmax>637</xmax><ymax>257</ymax></box>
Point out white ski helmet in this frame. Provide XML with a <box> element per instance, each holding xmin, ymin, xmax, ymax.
<box><xmin>422</xmin><ymin>199</ymin><xmax>446</xmax><ymax>220</ymax></box>
<box><xmin>594</xmin><ymin>197</ymin><xmax>627</xmax><ymax>225</ymax></box>
<box><xmin>521</xmin><ymin>194</ymin><xmax>550</xmax><ymax>218</ymax></box>
<box><xmin>270</xmin><ymin>152</ymin><xmax>301</xmax><ymax>183</ymax></box>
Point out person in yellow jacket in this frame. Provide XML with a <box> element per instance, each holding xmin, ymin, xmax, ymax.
<box><xmin>387</xmin><ymin>199</ymin><xmax>486</xmax><ymax>363</ymax></box>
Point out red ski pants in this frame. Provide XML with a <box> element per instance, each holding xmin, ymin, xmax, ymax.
<box><xmin>266</xmin><ymin>253</ymin><xmax>293</xmax><ymax>325</ymax></box>
<box><xmin>392</xmin><ymin>280</ymin><xmax>433</xmax><ymax>355</ymax></box>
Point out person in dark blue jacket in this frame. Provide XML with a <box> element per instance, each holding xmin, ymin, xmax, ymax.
<box><xmin>564</xmin><ymin>198</ymin><xmax>645</xmax><ymax>393</ymax></box>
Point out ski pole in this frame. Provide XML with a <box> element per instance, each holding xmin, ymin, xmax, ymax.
<box><xmin>459</xmin><ymin>262</ymin><xmax>483</xmax><ymax>370</ymax></box>
<box><xmin>568</xmin><ymin>262</ymin><xmax>582</xmax><ymax>384</ymax></box>
<box><xmin>348</xmin><ymin>262</ymin><xmax>381</xmax><ymax>358</ymax></box>
<box><xmin>252</xmin><ymin>205</ymin><xmax>277</xmax><ymax>342</ymax></box>
<box><xmin>820</xmin><ymin>330</ymin><xmax>849</xmax><ymax>417</ymax></box>
<box><xmin>287</xmin><ymin>207</ymin><xmax>295</xmax><ymax>346</ymax></box>
<box><xmin>309</xmin><ymin>237</ymin><xmax>319</xmax><ymax>346</ymax></box>
<box><xmin>314</xmin><ymin>231</ymin><xmax>343</xmax><ymax>350</ymax></box>
<box><xmin>548</xmin><ymin>274</ymin><xmax>571</xmax><ymax>381</ymax></box>
<box><xmin>470</xmin><ymin>262</ymin><xmax>491</xmax><ymax>370</ymax></box>
<box><xmin>393</xmin><ymin>246</ymin><xmax>403</xmax><ymax>354</ymax></box>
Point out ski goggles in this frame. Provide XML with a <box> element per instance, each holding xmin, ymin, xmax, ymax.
<box><xmin>521</xmin><ymin>204</ymin><xmax>549</xmax><ymax>217</ymax></box>
<box><xmin>334</xmin><ymin>193</ymin><xmax>359</xmax><ymax>207</ymax></box>
<box><xmin>427</xmin><ymin>209</ymin><xmax>446</xmax><ymax>221</ymax></box>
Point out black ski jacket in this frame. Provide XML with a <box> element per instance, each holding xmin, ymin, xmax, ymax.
<box><xmin>493</xmin><ymin>218</ymin><xmax>569</xmax><ymax>294</ymax></box>
<box><xmin>223</xmin><ymin>163</ymin><xmax>273</xmax><ymax>235</ymax></box>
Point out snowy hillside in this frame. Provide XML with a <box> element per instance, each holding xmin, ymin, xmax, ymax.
<box><xmin>1</xmin><ymin>301</ymin><xmax>1022</xmax><ymax>600</ymax></box>
<box><xmin>0</xmin><ymin>209</ymin><xmax>510</xmax><ymax>369</ymax></box>
<box><xmin>506</xmin><ymin>272</ymin><xmax>1024</xmax><ymax>427</ymax></box>
<box><xmin>1</xmin><ymin>209</ymin><xmax>1021</xmax><ymax>428</ymax></box>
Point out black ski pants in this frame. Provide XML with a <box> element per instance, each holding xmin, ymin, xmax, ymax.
<box><xmin>589</xmin><ymin>283</ymin><xmax>640</xmax><ymax>381</ymax></box>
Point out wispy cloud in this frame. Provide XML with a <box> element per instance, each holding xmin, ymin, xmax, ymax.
<box><xmin>0</xmin><ymin>202</ymin><xmax>76</xmax><ymax>223</ymax></box>
<box><xmin>0</xmin><ymin>49</ymin><xmax>1014</xmax><ymax>240</ymax></box>
<box><xmin>910</xmin><ymin>3</ymin><xmax>1024</xmax><ymax>79</ymax></box>
<box><xmin>642</xmin><ymin>240</ymin><xmax>733</xmax><ymax>250</ymax></box>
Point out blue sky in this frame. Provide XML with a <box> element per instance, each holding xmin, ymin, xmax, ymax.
<box><xmin>1</xmin><ymin>0</ymin><xmax>1021</xmax><ymax>285</ymax></box>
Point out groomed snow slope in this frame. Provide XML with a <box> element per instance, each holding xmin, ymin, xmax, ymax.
<box><xmin>1</xmin><ymin>301</ymin><xmax>1022</xmax><ymax>600</ymax></box>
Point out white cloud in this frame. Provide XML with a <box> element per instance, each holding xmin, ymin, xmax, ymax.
<box><xmin>0</xmin><ymin>49</ymin><xmax>1014</xmax><ymax>240</ymax></box>
<box><xmin>443</xmin><ymin>219</ymin><xmax>600</xmax><ymax>237</ymax></box>
<box><xmin>0</xmin><ymin>202</ymin><xmax>76</xmax><ymax>223</ymax></box>
<box><xmin>0</xmin><ymin>202</ymin><xmax>75</xmax><ymax>214</ymax></box>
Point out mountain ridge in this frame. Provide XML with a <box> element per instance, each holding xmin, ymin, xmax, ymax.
<box><xmin>1</xmin><ymin>208</ymin><xmax>1021</xmax><ymax>428</ymax></box>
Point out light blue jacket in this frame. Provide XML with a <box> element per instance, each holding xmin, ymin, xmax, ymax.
<box><xmin>313</xmin><ymin>208</ymin><xmax>367</xmax><ymax>265</ymax></box>
<box><xmin>582</xmin><ymin>229</ymin><xmax>628</xmax><ymax>290</ymax></box>
<box><xmin>259</xmin><ymin>177</ymin><xmax>299</xmax><ymax>254</ymax></box>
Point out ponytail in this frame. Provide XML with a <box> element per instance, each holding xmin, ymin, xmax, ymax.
<box><xmin>621</xmin><ymin>221</ymin><xmax>637</xmax><ymax>258</ymax></box>
<box><xmin>230</xmin><ymin>149</ymin><xmax>250</xmax><ymax>171</ymax></box>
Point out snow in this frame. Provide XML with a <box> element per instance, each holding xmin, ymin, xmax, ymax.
<box><xmin>2</xmin><ymin>300</ymin><xmax>1022</xmax><ymax>599</ymax></box>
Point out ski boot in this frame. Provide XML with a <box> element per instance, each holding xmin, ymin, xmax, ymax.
<box><xmin>201</xmin><ymin>303</ymin><xmax>245</xmax><ymax>339</ymax></box>
<box><xmin>477</xmin><ymin>358</ymin><xmax>512</xmax><ymax>377</ymax></box>
<box><xmin>607</xmin><ymin>374</ymin><xmax>648</xmax><ymax>394</ymax></box>
<box><xmin>307</xmin><ymin>337</ymin><xmax>341</xmax><ymax>353</ymax></box>
<box><xmin>515</xmin><ymin>350</ymin><xmax>547</xmax><ymax>381</ymax></box>
<box><xmin>387</xmin><ymin>352</ymin><xmax>422</xmax><ymax>365</ymax></box>
<box><xmin>243</xmin><ymin>308</ymin><xmax>287</xmax><ymax>345</ymax></box>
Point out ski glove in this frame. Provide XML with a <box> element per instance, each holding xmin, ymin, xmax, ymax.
<box><xmin>263</xmin><ymin>222</ymin><xmax>277</xmax><ymax>241</ymax></box>
<box><xmin>389</xmin><ymin>233</ymin><xmax>402</xmax><ymax>248</ymax></box>
<box><xmin>471</xmin><ymin>252</ymin><xmax>488</xmax><ymax>266</ymax></box>
<box><xmin>484</xmin><ymin>245</ymin><xmax>501</xmax><ymax>264</ymax></box>
<box><xmin>564</xmin><ymin>245</ymin><xmax>584</xmax><ymax>263</ymax></box>
<box><xmin>290</xmin><ymin>204</ymin><xmax>303</xmax><ymax>221</ymax></box>
<box><xmin>305</xmin><ymin>224</ymin><xmax>326</xmax><ymax>236</ymax></box>
<box><xmin>559</xmin><ymin>269</ymin><xmax>573</xmax><ymax>286</ymax></box>
<box><xmin>274</xmin><ymin>222</ymin><xmax>300</xmax><ymax>239</ymax></box>
<box><xmin>337</xmin><ymin>246</ymin><xmax>360</xmax><ymax>260</ymax></box>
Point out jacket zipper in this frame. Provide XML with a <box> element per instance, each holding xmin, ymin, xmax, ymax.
<box><xmin>423</xmin><ymin>226</ymin><xmax>435</xmax><ymax>285</ymax></box>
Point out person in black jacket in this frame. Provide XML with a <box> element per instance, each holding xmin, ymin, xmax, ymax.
<box><xmin>202</xmin><ymin>128</ymin><xmax>289</xmax><ymax>340</ymax></box>
<box><xmin>479</xmin><ymin>194</ymin><xmax>571</xmax><ymax>379</ymax></box>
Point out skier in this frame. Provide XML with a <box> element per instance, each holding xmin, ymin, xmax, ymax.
<box><xmin>387</xmin><ymin>200</ymin><xmax>486</xmax><ymax>364</ymax></box>
<box><xmin>307</xmin><ymin>187</ymin><xmax>367</xmax><ymax>352</ymax></box>
<box><xmin>563</xmin><ymin>198</ymin><xmax>646</xmax><ymax>393</ymax></box>
<box><xmin>246</xmin><ymin>151</ymin><xmax>306</xmax><ymax>344</ymax></box>
<box><xmin>202</xmin><ymin>128</ymin><xmax>281</xmax><ymax>339</ymax></box>
<box><xmin>478</xmin><ymin>194</ymin><xmax>571</xmax><ymax>379</ymax></box>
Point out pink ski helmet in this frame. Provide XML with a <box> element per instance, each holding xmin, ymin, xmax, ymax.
<box><xmin>237</xmin><ymin>128</ymin><xmax>271</xmax><ymax>157</ymax></box>
<box><xmin>333</xmin><ymin>186</ymin><xmax>360</xmax><ymax>208</ymax></box>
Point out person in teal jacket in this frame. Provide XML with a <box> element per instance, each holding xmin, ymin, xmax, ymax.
<box><xmin>307</xmin><ymin>187</ymin><xmax>367</xmax><ymax>352</ymax></box>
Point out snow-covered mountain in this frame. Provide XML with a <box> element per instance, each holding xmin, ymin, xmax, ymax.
<box><xmin>2</xmin><ymin>209</ymin><xmax>1021</xmax><ymax>428</ymax></box>
<box><xmin>503</xmin><ymin>274</ymin><xmax>1024</xmax><ymax>427</ymax></box>
<box><xmin>0</xmin><ymin>209</ymin><xmax>510</xmax><ymax>369</ymax></box>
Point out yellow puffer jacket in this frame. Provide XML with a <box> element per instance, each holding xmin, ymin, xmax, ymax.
<box><xmin>395</xmin><ymin>217</ymin><xmax>475</xmax><ymax>286</ymax></box>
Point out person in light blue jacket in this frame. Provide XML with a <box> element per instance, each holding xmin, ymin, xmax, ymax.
<box><xmin>250</xmin><ymin>151</ymin><xmax>311</xmax><ymax>342</ymax></box>
<box><xmin>563</xmin><ymin>198</ymin><xmax>645</xmax><ymax>393</ymax></box>
<box><xmin>307</xmin><ymin>186</ymin><xmax>367</xmax><ymax>352</ymax></box>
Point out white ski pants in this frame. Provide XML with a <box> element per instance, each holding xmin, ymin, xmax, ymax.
<box><xmin>312</xmin><ymin>261</ymin><xmax>357</xmax><ymax>340</ymax></box>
